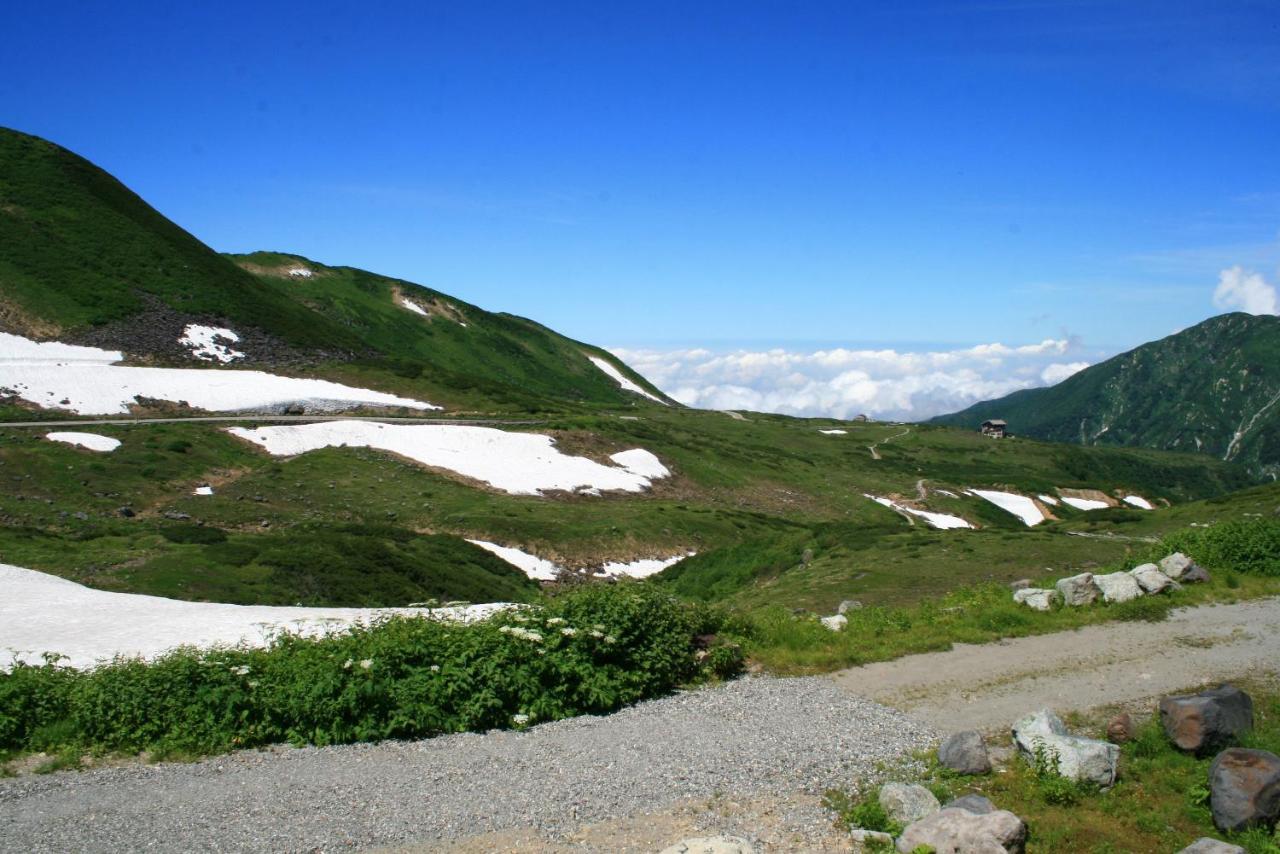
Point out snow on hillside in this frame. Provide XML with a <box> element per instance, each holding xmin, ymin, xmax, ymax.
<box><xmin>227</xmin><ymin>421</ymin><xmax>671</xmax><ymax>495</ymax></box>
<box><xmin>819</xmin><ymin>429</ymin><xmax>847</xmax><ymax>435</ymax></box>
<box><xmin>866</xmin><ymin>495</ymin><xmax>972</xmax><ymax>530</ymax></box>
<box><xmin>0</xmin><ymin>563</ymin><xmax>513</xmax><ymax>671</ymax></box>
<box><xmin>179</xmin><ymin>325</ymin><xmax>245</xmax><ymax>363</ymax></box>
<box><xmin>0</xmin><ymin>332</ymin><xmax>437</xmax><ymax>414</ymax></box>
<box><xmin>1060</xmin><ymin>496</ymin><xmax>1110</xmax><ymax>511</ymax></box>
<box><xmin>400</xmin><ymin>298</ymin><xmax>430</xmax><ymax>317</ymax></box>
<box><xmin>46</xmin><ymin>432</ymin><xmax>121</xmax><ymax>452</ymax></box>
<box><xmin>467</xmin><ymin>540</ymin><xmax>561</xmax><ymax>581</ymax></box>
<box><xmin>587</xmin><ymin>355</ymin><xmax>667</xmax><ymax>404</ymax></box>
<box><xmin>597</xmin><ymin>553</ymin><xmax>696</xmax><ymax>579</ymax></box>
<box><xmin>967</xmin><ymin>489</ymin><xmax>1045</xmax><ymax>526</ymax></box>
<box><xmin>1123</xmin><ymin>495</ymin><xmax>1154</xmax><ymax>510</ymax></box>
<box><xmin>1038</xmin><ymin>494</ymin><xmax>1060</xmax><ymax>506</ymax></box>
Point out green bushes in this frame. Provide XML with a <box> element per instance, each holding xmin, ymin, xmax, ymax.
<box><xmin>0</xmin><ymin>583</ymin><xmax>742</xmax><ymax>757</ymax></box>
<box><xmin>1162</xmin><ymin>518</ymin><xmax>1280</xmax><ymax>577</ymax></box>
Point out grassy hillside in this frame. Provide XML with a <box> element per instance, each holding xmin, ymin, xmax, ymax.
<box><xmin>0</xmin><ymin>127</ymin><xmax>671</xmax><ymax>411</ymax></box>
<box><xmin>932</xmin><ymin>313</ymin><xmax>1280</xmax><ymax>479</ymax></box>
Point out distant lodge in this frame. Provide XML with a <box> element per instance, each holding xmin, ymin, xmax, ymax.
<box><xmin>981</xmin><ymin>419</ymin><xmax>1007</xmax><ymax>438</ymax></box>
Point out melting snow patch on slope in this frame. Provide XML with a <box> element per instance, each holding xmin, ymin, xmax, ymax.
<box><xmin>865</xmin><ymin>495</ymin><xmax>973</xmax><ymax>530</ymax></box>
<box><xmin>400</xmin><ymin>299</ymin><xmax>430</xmax><ymax>317</ymax></box>
<box><xmin>967</xmin><ymin>489</ymin><xmax>1045</xmax><ymax>526</ymax></box>
<box><xmin>227</xmin><ymin>421</ymin><xmax>670</xmax><ymax>496</ymax></box>
<box><xmin>179</xmin><ymin>325</ymin><xmax>245</xmax><ymax>363</ymax></box>
<box><xmin>1123</xmin><ymin>496</ymin><xmax>1154</xmax><ymax>510</ymax></box>
<box><xmin>587</xmin><ymin>355</ymin><xmax>667</xmax><ymax>405</ymax></box>
<box><xmin>0</xmin><ymin>563</ymin><xmax>514</xmax><ymax>671</ymax></box>
<box><xmin>1</xmin><ymin>332</ymin><xmax>437</xmax><ymax>414</ymax></box>
<box><xmin>288</xmin><ymin>268</ymin><xmax>313</xmax><ymax>278</ymax></box>
<box><xmin>1060</xmin><ymin>496</ymin><xmax>1110</xmax><ymax>511</ymax></box>
<box><xmin>819</xmin><ymin>429</ymin><xmax>847</xmax><ymax>435</ymax></box>
<box><xmin>596</xmin><ymin>553</ymin><xmax>695</xmax><ymax>579</ymax></box>
<box><xmin>45</xmin><ymin>432</ymin><xmax>121</xmax><ymax>452</ymax></box>
<box><xmin>467</xmin><ymin>540</ymin><xmax>562</xmax><ymax>581</ymax></box>
<box><xmin>1038</xmin><ymin>494</ymin><xmax>1060</xmax><ymax>506</ymax></box>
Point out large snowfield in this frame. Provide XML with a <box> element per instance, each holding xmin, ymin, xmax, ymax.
<box><xmin>227</xmin><ymin>420</ymin><xmax>671</xmax><ymax>495</ymax></box>
<box><xmin>587</xmin><ymin>355</ymin><xmax>667</xmax><ymax>404</ymax></box>
<box><xmin>0</xmin><ymin>563</ymin><xmax>513</xmax><ymax>671</ymax></box>
<box><xmin>0</xmin><ymin>332</ymin><xmax>438</xmax><ymax>414</ymax></box>
<box><xmin>966</xmin><ymin>489</ymin><xmax>1046</xmax><ymax>526</ymax></box>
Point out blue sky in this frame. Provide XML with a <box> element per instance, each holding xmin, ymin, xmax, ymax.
<box><xmin>3</xmin><ymin>1</ymin><xmax>1278</xmax><ymax>414</ymax></box>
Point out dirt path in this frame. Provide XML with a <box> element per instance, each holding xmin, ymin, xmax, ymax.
<box><xmin>867</xmin><ymin>427</ymin><xmax>910</xmax><ymax>460</ymax></box>
<box><xmin>829</xmin><ymin>596</ymin><xmax>1280</xmax><ymax>732</ymax></box>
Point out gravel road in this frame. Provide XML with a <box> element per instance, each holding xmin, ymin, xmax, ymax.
<box><xmin>0</xmin><ymin>677</ymin><xmax>935</xmax><ymax>853</ymax></box>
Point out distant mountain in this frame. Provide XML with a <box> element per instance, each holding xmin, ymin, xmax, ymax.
<box><xmin>0</xmin><ymin>127</ymin><xmax>672</xmax><ymax>411</ymax></box>
<box><xmin>931</xmin><ymin>313</ymin><xmax>1280</xmax><ymax>479</ymax></box>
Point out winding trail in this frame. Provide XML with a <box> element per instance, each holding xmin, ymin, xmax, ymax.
<box><xmin>867</xmin><ymin>426</ymin><xmax>910</xmax><ymax>460</ymax></box>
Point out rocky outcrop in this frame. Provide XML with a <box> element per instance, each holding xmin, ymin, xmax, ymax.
<box><xmin>1178</xmin><ymin>839</ymin><xmax>1246</xmax><ymax>853</ymax></box>
<box><xmin>895</xmin><ymin>807</ymin><xmax>1027</xmax><ymax>854</ymax></box>
<box><xmin>878</xmin><ymin>782</ymin><xmax>941</xmax><ymax>825</ymax></box>
<box><xmin>1013</xmin><ymin>588</ymin><xmax>1057</xmax><ymax>611</ymax></box>
<box><xmin>938</xmin><ymin>731</ymin><xmax>992</xmax><ymax>775</ymax></box>
<box><xmin>1160</xmin><ymin>685</ymin><xmax>1254</xmax><ymax>754</ymax></box>
<box><xmin>1055</xmin><ymin>572</ymin><xmax>1100</xmax><ymax>606</ymax></box>
<box><xmin>1012</xmin><ymin>709</ymin><xmax>1119</xmax><ymax>786</ymax></box>
<box><xmin>1209</xmin><ymin>748</ymin><xmax>1280</xmax><ymax>832</ymax></box>
<box><xmin>1130</xmin><ymin>563</ymin><xmax>1174</xmax><ymax>594</ymax></box>
<box><xmin>1093</xmin><ymin>571</ymin><xmax>1143</xmax><ymax>603</ymax></box>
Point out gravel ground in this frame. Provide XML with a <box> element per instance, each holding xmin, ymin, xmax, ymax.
<box><xmin>0</xmin><ymin>676</ymin><xmax>935</xmax><ymax>853</ymax></box>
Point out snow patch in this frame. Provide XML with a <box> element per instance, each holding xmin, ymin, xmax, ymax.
<box><xmin>865</xmin><ymin>495</ymin><xmax>973</xmax><ymax>530</ymax></box>
<box><xmin>1060</xmin><ymin>496</ymin><xmax>1110</xmax><ymax>511</ymax></box>
<box><xmin>967</xmin><ymin>489</ymin><xmax>1045</xmax><ymax>526</ymax></box>
<box><xmin>0</xmin><ymin>563</ymin><xmax>514</xmax><ymax>671</ymax></box>
<box><xmin>596</xmin><ymin>553</ymin><xmax>695</xmax><ymax>579</ymax></box>
<box><xmin>1122</xmin><ymin>495</ymin><xmax>1154</xmax><ymax>510</ymax></box>
<box><xmin>466</xmin><ymin>540</ymin><xmax>561</xmax><ymax>581</ymax></box>
<box><xmin>400</xmin><ymin>299</ymin><xmax>430</xmax><ymax>317</ymax></box>
<box><xmin>288</xmin><ymin>268</ymin><xmax>313</xmax><ymax>278</ymax></box>
<box><xmin>227</xmin><ymin>421</ymin><xmax>670</xmax><ymax>496</ymax></box>
<box><xmin>587</xmin><ymin>355</ymin><xmax>667</xmax><ymax>405</ymax></box>
<box><xmin>819</xmin><ymin>429</ymin><xmax>847</xmax><ymax>435</ymax></box>
<box><xmin>45</xmin><ymin>432</ymin><xmax>121</xmax><ymax>453</ymax></box>
<box><xmin>179</xmin><ymin>325</ymin><xmax>245</xmax><ymax>363</ymax></box>
<box><xmin>194</xmin><ymin>485</ymin><xmax>214</xmax><ymax>496</ymax></box>
<box><xmin>0</xmin><ymin>332</ymin><xmax>438</xmax><ymax>415</ymax></box>
<box><xmin>1037</xmin><ymin>494</ymin><xmax>1060</xmax><ymax>506</ymax></box>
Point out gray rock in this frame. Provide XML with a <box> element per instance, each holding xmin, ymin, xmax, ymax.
<box><xmin>879</xmin><ymin>782</ymin><xmax>941</xmax><ymax>825</ymax></box>
<box><xmin>1209</xmin><ymin>748</ymin><xmax>1280</xmax><ymax>832</ymax></box>
<box><xmin>116</xmin><ymin>506</ymin><xmax>135</xmax><ymax>518</ymax></box>
<box><xmin>1130</xmin><ymin>563</ymin><xmax>1174</xmax><ymax>594</ymax></box>
<box><xmin>1094</xmin><ymin>571</ymin><xmax>1143</xmax><ymax>603</ymax></box>
<box><xmin>1055</xmin><ymin>572</ymin><xmax>1100</xmax><ymax>606</ymax></box>
<box><xmin>938</xmin><ymin>731</ymin><xmax>991</xmax><ymax>775</ymax></box>
<box><xmin>1160</xmin><ymin>552</ymin><xmax>1196</xmax><ymax>580</ymax></box>
<box><xmin>850</xmin><ymin>828</ymin><xmax>894</xmax><ymax>849</ymax></box>
<box><xmin>838</xmin><ymin>599</ymin><xmax>863</xmax><ymax>614</ymax></box>
<box><xmin>1178</xmin><ymin>839</ymin><xmax>1247</xmax><ymax>853</ymax></box>
<box><xmin>1183</xmin><ymin>564</ymin><xmax>1212</xmax><ymax>584</ymax></box>
<box><xmin>896</xmin><ymin>807</ymin><xmax>1027</xmax><ymax>854</ymax></box>
<box><xmin>944</xmin><ymin>794</ymin><xmax>997</xmax><ymax>815</ymax></box>
<box><xmin>660</xmin><ymin>836</ymin><xmax>756</xmax><ymax>854</ymax></box>
<box><xmin>1012</xmin><ymin>709</ymin><xmax>1119</xmax><ymax>786</ymax></box>
<box><xmin>820</xmin><ymin>614</ymin><xmax>847</xmax><ymax>631</ymax></box>
<box><xmin>1012</xmin><ymin>588</ymin><xmax>1057</xmax><ymax>611</ymax></box>
<box><xmin>1160</xmin><ymin>685</ymin><xmax>1254</xmax><ymax>755</ymax></box>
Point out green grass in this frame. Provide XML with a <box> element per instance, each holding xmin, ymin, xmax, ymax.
<box><xmin>831</xmin><ymin>683</ymin><xmax>1280</xmax><ymax>852</ymax></box>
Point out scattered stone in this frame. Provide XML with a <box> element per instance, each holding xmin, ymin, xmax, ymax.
<box><xmin>1008</xmin><ymin>578</ymin><xmax>1032</xmax><ymax>591</ymax></box>
<box><xmin>163</xmin><ymin>511</ymin><xmax>192</xmax><ymax>521</ymax></box>
<box><xmin>944</xmin><ymin>794</ymin><xmax>996</xmax><ymax>815</ymax></box>
<box><xmin>1012</xmin><ymin>709</ymin><xmax>1119</xmax><ymax>786</ymax></box>
<box><xmin>879</xmin><ymin>782</ymin><xmax>941</xmax><ymax>825</ymax></box>
<box><xmin>1160</xmin><ymin>685</ymin><xmax>1254</xmax><ymax>754</ymax></box>
<box><xmin>1183</xmin><ymin>564</ymin><xmax>1212</xmax><ymax>584</ymax></box>
<box><xmin>1178</xmin><ymin>839</ymin><xmax>1247</xmax><ymax>854</ymax></box>
<box><xmin>1013</xmin><ymin>588</ymin><xmax>1057</xmax><ymax>611</ymax></box>
<box><xmin>938</xmin><ymin>730</ymin><xmax>992</xmax><ymax>775</ymax></box>
<box><xmin>116</xmin><ymin>506</ymin><xmax>135</xmax><ymax>518</ymax></box>
<box><xmin>1160</xmin><ymin>552</ymin><xmax>1196</xmax><ymax>580</ymax></box>
<box><xmin>1130</xmin><ymin>563</ymin><xmax>1174</xmax><ymax>594</ymax></box>
<box><xmin>1094</xmin><ymin>571</ymin><xmax>1143</xmax><ymax>603</ymax></box>
<box><xmin>1209</xmin><ymin>748</ymin><xmax>1280</xmax><ymax>832</ymax></box>
<box><xmin>849</xmin><ymin>828</ymin><xmax>894</xmax><ymax>849</ymax></box>
<box><xmin>820</xmin><ymin>614</ymin><xmax>847</xmax><ymax>632</ymax></box>
<box><xmin>1106</xmin><ymin>713</ymin><xmax>1134</xmax><ymax>744</ymax></box>
<box><xmin>1055</xmin><ymin>572</ymin><xmax>1100</xmax><ymax>606</ymax></box>
<box><xmin>660</xmin><ymin>836</ymin><xmax>756</xmax><ymax>854</ymax></box>
<box><xmin>838</xmin><ymin>599</ymin><xmax>863</xmax><ymax>614</ymax></box>
<box><xmin>895</xmin><ymin>807</ymin><xmax>1027</xmax><ymax>854</ymax></box>
<box><xmin>71</xmin><ymin>511</ymin><xmax>88</xmax><ymax>521</ymax></box>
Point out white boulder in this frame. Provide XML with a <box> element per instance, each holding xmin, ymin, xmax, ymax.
<box><xmin>1013</xmin><ymin>588</ymin><xmax>1057</xmax><ymax>611</ymax></box>
<box><xmin>820</xmin><ymin>614</ymin><xmax>847</xmax><ymax>632</ymax></box>
<box><xmin>879</xmin><ymin>782</ymin><xmax>941</xmax><ymax>825</ymax></box>
<box><xmin>1055</xmin><ymin>572</ymin><xmax>1099</xmax><ymax>606</ymax></box>
<box><xmin>1130</xmin><ymin>563</ymin><xmax>1174</xmax><ymax>594</ymax></box>
<box><xmin>1093</xmin><ymin>571</ymin><xmax>1143</xmax><ymax>603</ymax></box>
<box><xmin>1012</xmin><ymin>709</ymin><xmax>1119</xmax><ymax>786</ymax></box>
<box><xmin>896</xmin><ymin>807</ymin><xmax>1028</xmax><ymax>854</ymax></box>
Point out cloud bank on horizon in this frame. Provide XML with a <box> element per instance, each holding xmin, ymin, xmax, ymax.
<box><xmin>612</xmin><ymin>339</ymin><xmax>1092</xmax><ymax>422</ymax></box>
<box><xmin>1213</xmin><ymin>266</ymin><xmax>1279</xmax><ymax>317</ymax></box>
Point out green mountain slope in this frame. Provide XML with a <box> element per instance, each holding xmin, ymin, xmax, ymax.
<box><xmin>931</xmin><ymin>313</ymin><xmax>1280</xmax><ymax>479</ymax></box>
<box><xmin>0</xmin><ymin>127</ymin><xmax>671</xmax><ymax>411</ymax></box>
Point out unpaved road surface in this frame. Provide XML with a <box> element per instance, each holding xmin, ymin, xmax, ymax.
<box><xmin>831</xmin><ymin>596</ymin><xmax>1280</xmax><ymax>731</ymax></box>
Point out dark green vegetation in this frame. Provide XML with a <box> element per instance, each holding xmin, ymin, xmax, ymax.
<box><xmin>933</xmin><ymin>312</ymin><xmax>1280</xmax><ymax>479</ymax></box>
<box><xmin>0</xmin><ymin>584</ymin><xmax>742</xmax><ymax>759</ymax></box>
<box><xmin>0</xmin><ymin>127</ymin><xmax>670</xmax><ymax>411</ymax></box>
<box><xmin>830</xmin><ymin>683</ymin><xmax>1280</xmax><ymax>853</ymax></box>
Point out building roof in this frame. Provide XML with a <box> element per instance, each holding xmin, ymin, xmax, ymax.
<box><xmin>982</xmin><ymin>419</ymin><xmax>1007</xmax><ymax>427</ymax></box>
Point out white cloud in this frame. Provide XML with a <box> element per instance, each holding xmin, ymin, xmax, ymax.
<box><xmin>1213</xmin><ymin>266</ymin><xmax>1279</xmax><ymax>315</ymax></box>
<box><xmin>612</xmin><ymin>339</ymin><xmax>1093</xmax><ymax>421</ymax></box>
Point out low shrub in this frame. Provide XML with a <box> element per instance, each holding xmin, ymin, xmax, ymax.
<box><xmin>0</xmin><ymin>583</ymin><xmax>741</xmax><ymax>757</ymax></box>
<box><xmin>1161</xmin><ymin>518</ymin><xmax>1280</xmax><ymax>577</ymax></box>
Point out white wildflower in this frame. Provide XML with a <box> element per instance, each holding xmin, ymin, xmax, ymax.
<box><xmin>512</xmin><ymin>713</ymin><xmax>530</xmax><ymax>726</ymax></box>
<box><xmin>589</xmin><ymin>630</ymin><xmax>604</xmax><ymax>639</ymax></box>
<box><xmin>359</xmin><ymin>659</ymin><xmax>373</xmax><ymax>670</ymax></box>
<box><xmin>429</xmin><ymin>664</ymin><xmax>441</xmax><ymax>673</ymax></box>
<box><xmin>593</xmin><ymin>624</ymin><xmax>606</xmax><ymax>632</ymax></box>
<box><xmin>604</xmin><ymin>635</ymin><xmax>617</xmax><ymax>644</ymax></box>
<box><xmin>560</xmin><ymin>627</ymin><xmax>577</xmax><ymax>637</ymax></box>
<box><xmin>547</xmin><ymin>617</ymin><xmax>566</xmax><ymax>626</ymax></box>
<box><xmin>231</xmin><ymin>665</ymin><xmax>251</xmax><ymax>676</ymax></box>
<box><xmin>343</xmin><ymin>659</ymin><xmax>353</xmax><ymax>669</ymax></box>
